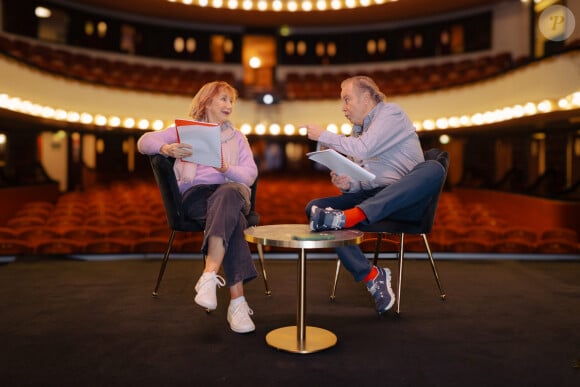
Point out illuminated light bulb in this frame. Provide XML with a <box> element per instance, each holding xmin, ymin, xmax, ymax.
<box><xmin>501</xmin><ymin>107</ymin><xmax>513</xmax><ymax>120</ymax></box>
<box><xmin>523</xmin><ymin>102</ymin><xmax>536</xmax><ymax>115</ymax></box>
<box><xmin>436</xmin><ymin>118</ymin><xmax>448</xmax><ymax>129</ymax></box>
<box><xmin>197</xmin><ymin>0</ymin><xmax>208</xmax><ymax>7</ymax></box>
<box><xmin>249</xmin><ymin>56</ymin><xmax>261</xmax><ymax>68</ymax></box>
<box><xmin>471</xmin><ymin>113</ymin><xmax>483</xmax><ymax>125</ymax></box>
<box><xmin>240</xmin><ymin>123</ymin><xmax>252</xmax><ymax>135</ymax></box>
<box><xmin>35</xmin><ymin>6</ymin><xmax>52</xmax><ymax>18</ymax></box>
<box><xmin>227</xmin><ymin>0</ymin><xmax>238</xmax><ymax>9</ymax></box>
<box><xmin>439</xmin><ymin>134</ymin><xmax>450</xmax><ymax>145</ymax></box>
<box><xmin>138</xmin><ymin>119</ymin><xmax>150</xmax><ymax>129</ymax></box>
<box><xmin>316</xmin><ymin>0</ymin><xmax>327</xmax><ymax>10</ymax></box>
<box><xmin>55</xmin><ymin>109</ymin><xmax>67</xmax><ymax>120</ymax></box>
<box><xmin>448</xmin><ymin>116</ymin><xmax>460</xmax><ymax>128</ymax></box>
<box><xmin>95</xmin><ymin>114</ymin><xmax>108</xmax><ymax>126</ymax></box>
<box><xmin>257</xmin><ymin>0</ymin><xmax>268</xmax><ymax>11</ymax></box>
<box><xmin>255</xmin><ymin>123</ymin><xmax>266</xmax><ymax>135</ymax></box>
<box><xmin>273</xmin><ymin>0</ymin><xmax>283</xmax><ymax>11</ymax></box>
<box><xmin>512</xmin><ymin>104</ymin><xmax>524</xmax><ymax>118</ymax></box>
<box><xmin>80</xmin><ymin>112</ymin><xmax>93</xmax><ymax>124</ymax></box>
<box><xmin>413</xmin><ymin>121</ymin><xmax>423</xmax><ymax>131</ymax></box>
<box><xmin>422</xmin><ymin>119</ymin><xmax>435</xmax><ymax>130</ymax></box>
<box><xmin>326</xmin><ymin>123</ymin><xmax>338</xmax><ymax>133</ymax></box>
<box><xmin>301</xmin><ymin>1</ymin><xmax>313</xmax><ymax>11</ymax></box>
<box><xmin>242</xmin><ymin>0</ymin><xmax>252</xmax><ymax>10</ymax></box>
<box><xmin>7</xmin><ymin>96</ymin><xmax>21</xmax><ymax>111</ymax></box>
<box><xmin>340</xmin><ymin>123</ymin><xmax>352</xmax><ymax>135</ymax></box>
<box><xmin>269</xmin><ymin>123</ymin><xmax>281</xmax><ymax>135</ymax></box>
<box><xmin>537</xmin><ymin>99</ymin><xmax>553</xmax><ymax>113</ymax></box>
<box><xmin>108</xmin><ymin>116</ymin><xmax>121</xmax><ymax>127</ymax></box>
<box><xmin>459</xmin><ymin>115</ymin><xmax>471</xmax><ymax>126</ymax></box>
<box><xmin>298</xmin><ymin>126</ymin><xmax>308</xmax><ymax>136</ymax></box>
<box><xmin>67</xmin><ymin>112</ymin><xmax>80</xmax><ymax>122</ymax></box>
<box><xmin>483</xmin><ymin>111</ymin><xmax>495</xmax><ymax>124</ymax></box>
<box><xmin>571</xmin><ymin>92</ymin><xmax>580</xmax><ymax>107</ymax></box>
<box><xmin>284</xmin><ymin>124</ymin><xmax>296</xmax><ymax>135</ymax></box>
<box><xmin>558</xmin><ymin>98</ymin><xmax>570</xmax><ymax>109</ymax></box>
<box><xmin>31</xmin><ymin>104</ymin><xmax>44</xmax><ymax>116</ymax></box>
<box><xmin>330</xmin><ymin>0</ymin><xmax>341</xmax><ymax>10</ymax></box>
<box><xmin>288</xmin><ymin>1</ymin><xmax>298</xmax><ymax>11</ymax></box>
<box><xmin>19</xmin><ymin>100</ymin><xmax>32</xmax><ymax>114</ymax></box>
<box><xmin>152</xmin><ymin>120</ymin><xmax>165</xmax><ymax>130</ymax></box>
<box><xmin>494</xmin><ymin>108</ymin><xmax>505</xmax><ymax>122</ymax></box>
<box><xmin>41</xmin><ymin>106</ymin><xmax>55</xmax><ymax>118</ymax></box>
<box><xmin>0</xmin><ymin>94</ymin><xmax>8</xmax><ymax>107</ymax></box>
<box><xmin>345</xmin><ymin>0</ymin><xmax>357</xmax><ymax>8</ymax></box>
<box><xmin>22</xmin><ymin>102</ymin><xmax>35</xmax><ymax>114</ymax></box>
<box><xmin>212</xmin><ymin>0</ymin><xmax>223</xmax><ymax>8</ymax></box>
<box><xmin>123</xmin><ymin>117</ymin><xmax>136</xmax><ymax>128</ymax></box>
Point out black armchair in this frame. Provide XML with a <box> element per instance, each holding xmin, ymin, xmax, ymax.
<box><xmin>148</xmin><ymin>154</ymin><xmax>270</xmax><ymax>297</ymax></box>
<box><xmin>330</xmin><ymin>148</ymin><xmax>449</xmax><ymax>314</ymax></box>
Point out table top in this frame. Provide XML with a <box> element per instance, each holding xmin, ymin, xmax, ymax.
<box><xmin>244</xmin><ymin>224</ymin><xmax>363</xmax><ymax>249</ymax></box>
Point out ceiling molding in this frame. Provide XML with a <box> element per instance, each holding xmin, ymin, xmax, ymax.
<box><xmin>46</xmin><ymin>0</ymin><xmax>515</xmax><ymax>30</ymax></box>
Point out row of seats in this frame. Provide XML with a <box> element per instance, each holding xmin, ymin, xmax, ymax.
<box><xmin>2</xmin><ymin>177</ymin><xmax>578</xmax><ymax>256</ymax></box>
<box><xmin>0</xmin><ymin>34</ymin><xmax>235</xmax><ymax>96</ymax></box>
<box><xmin>0</xmin><ymin>33</ymin><xmax>513</xmax><ymax>100</ymax></box>
<box><xmin>285</xmin><ymin>52</ymin><xmax>513</xmax><ymax>99</ymax></box>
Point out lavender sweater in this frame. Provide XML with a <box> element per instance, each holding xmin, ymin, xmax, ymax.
<box><xmin>137</xmin><ymin>125</ymin><xmax>258</xmax><ymax>194</ymax></box>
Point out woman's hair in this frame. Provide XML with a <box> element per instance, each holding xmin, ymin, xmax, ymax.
<box><xmin>342</xmin><ymin>75</ymin><xmax>386</xmax><ymax>103</ymax></box>
<box><xmin>188</xmin><ymin>81</ymin><xmax>238</xmax><ymax>121</ymax></box>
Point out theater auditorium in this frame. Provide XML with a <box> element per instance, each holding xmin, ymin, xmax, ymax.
<box><xmin>0</xmin><ymin>0</ymin><xmax>579</xmax><ymax>386</ymax></box>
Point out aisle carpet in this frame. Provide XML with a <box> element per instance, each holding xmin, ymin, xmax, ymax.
<box><xmin>0</xmin><ymin>257</ymin><xmax>578</xmax><ymax>387</ymax></box>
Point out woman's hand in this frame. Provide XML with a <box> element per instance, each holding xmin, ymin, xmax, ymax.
<box><xmin>161</xmin><ymin>143</ymin><xmax>192</xmax><ymax>159</ymax></box>
<box><xmin>330</xmin><ymin>171</ymin><xmax>351</xmax><ymax>190</ymax></box>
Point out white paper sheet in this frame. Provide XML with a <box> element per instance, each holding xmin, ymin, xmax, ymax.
<box><xmin>175</xmin><ymin>119</ymin><xmax>221</xmax><ymax>168</ymax></box>
<box><xmin>307</xmin><ymin>149</ymin><xmax>376</xmax><ymax>181</ymax></box>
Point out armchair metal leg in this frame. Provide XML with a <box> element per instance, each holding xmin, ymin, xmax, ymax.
<box><xmin>152</xmin><ymin>230</ymin><xmax>176</xmax><ymax>297</ymax></box>
<box><xmin>256</xmin><ymin>243</ymin><xmax>271</xmax><ymax>295</ymax></box>
<box><xmin>372</xmin><ymin>233</ymin><xmax>384</xmax><ymax>267</ymax></box>
<box><xmin>328</xmin><ymin>232</ymin><xmax>445</xmax><ymax>314</ymax></box>
<box><xmin>396</xmin><ymin>234</ymin><xmax>405</xmax><ymax>314</ymax></box>
<box><xmin>330</xmin><ymin>258</ymin><xmax>341</xmax><ymax>301</ymax></box>
<box><xmin>421</xmin><ymin>233</ymin><xmax>446</xmax><ymax>300</ymax></box>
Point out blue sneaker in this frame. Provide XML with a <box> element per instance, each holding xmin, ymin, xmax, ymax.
<box><xmin>309</xmin><ymin>205</ymin><xmax>346</xmax><ymax>231</ymax></box>
<box><xmin>366</xmin><ymin>267</ymin><xmax>395</xmax><ymax>315</ymax></box>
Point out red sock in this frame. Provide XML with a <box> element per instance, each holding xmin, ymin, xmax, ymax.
<box><xmin>363</xmin><ymin>266</ymin><xmax>379</xmax><ymax>283</ymax></box>
<box><xmin>343</xmin><ymin>207</ymin><xmax>367</xmax><ymax>228</ymax></box>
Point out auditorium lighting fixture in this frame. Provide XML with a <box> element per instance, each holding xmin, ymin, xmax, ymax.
<box><xmin>0</xmin><ymin>90</ymin><xmax>579</xmax><ymax>135</ymax></box>
<box><xmin>167</xmin><ymin>0</ymin><xmax>394</xmax><ymax>12</ymax></box>
<box><xmin>269</xmin><ymin>123</ymin><xmax>281</xmax><ymax>135</ymax></box>
<box><xmin>283</xmin><ymin>124</ymin><xmax>296</xmax><ymax>135</ymax></box>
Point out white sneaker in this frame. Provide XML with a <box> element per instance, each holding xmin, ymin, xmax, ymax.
<box><xmin>194</xmin><ymin>271</ymin><xmax>225</xmax><ymax>311</ymax></box>
<box><xmin>227</xmin><ymin>300</ymin><xmax>255</xmax><ymax>333</ymax></box>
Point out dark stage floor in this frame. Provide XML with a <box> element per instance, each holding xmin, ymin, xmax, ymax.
<box><xmin>0</xmin><ymin>257</ymin><xmax>578</xmax><ymax>387</ymax></box>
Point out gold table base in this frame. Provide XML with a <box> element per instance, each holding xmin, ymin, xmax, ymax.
<box><xmin>244</xmin><ymin>225</ymin><xmax>363</xmax><ymax>355</ymax></box>
<box><xmin>266</xmin><ymin>326</ymin><xmax>337</xmax><ymax>354</ymax></box>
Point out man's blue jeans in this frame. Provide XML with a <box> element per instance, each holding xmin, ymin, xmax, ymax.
<box><xmin>305</xmin><ymin>160</ymin><xmax>445</xmax><ymax>282</ymax></box>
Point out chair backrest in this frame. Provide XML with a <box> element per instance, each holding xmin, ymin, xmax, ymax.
<box><xmin>359</xmin><ymin>148</ymin><xmax>449</xmax><ymax>235</ymax></box>
<box><xmin>420</xmin><ymin>148</ymin><xmax>450</xmax><ymax>233</ymax></box>
<box><xmin>149</xmin><ymin>154</ymin><xmax>197</xmax><ymax>232</ymax></box>
<box><xmin>148</xmin><ymin>154</ymin><xmax>259</xmax><ymax>232</ymax></box>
